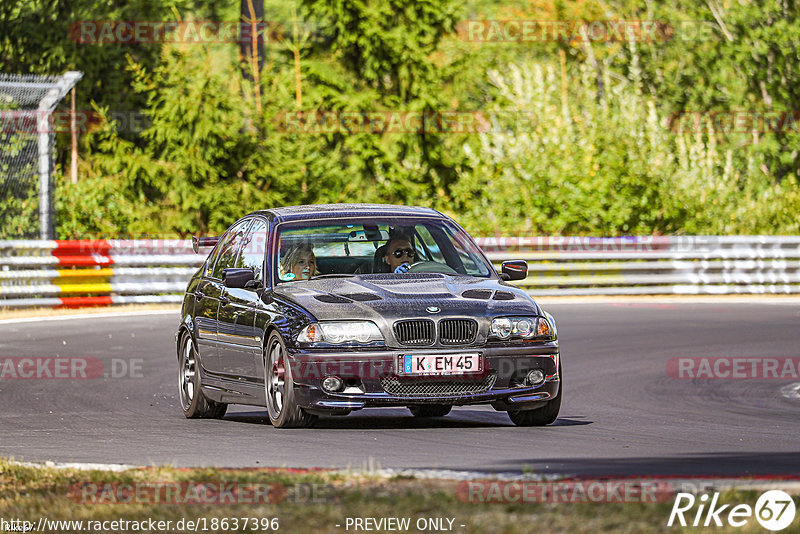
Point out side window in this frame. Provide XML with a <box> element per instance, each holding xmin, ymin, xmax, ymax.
<box><xmin>211</xmin><ymin>220</ymin><xmax>252</xmax><ymax>279</ymax></box>
<box><xmin>205</xmin><ymin>237</ymin><xmax>231</xmax><ymax>278</ymax></box>
<box><xmin>235</xmin><ymin>219</ymin><xmax>268</xmax><ymax>280</ymax></box>
<box><xmin>205</xmin><ymin>247</ymin><xmax>222</xmax><ymax>278</ymax></box>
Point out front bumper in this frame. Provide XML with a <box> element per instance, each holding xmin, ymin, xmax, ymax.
<box><xmin>287</xmin><ymin>343</ymin><xmax>560</xmax><ymax>412</ymax></box>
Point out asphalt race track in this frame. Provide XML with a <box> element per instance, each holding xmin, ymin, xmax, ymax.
<box><xmin>1</xmin><ymin>302</ymin><xmax>799</xmax><ymax>477</ymax></box>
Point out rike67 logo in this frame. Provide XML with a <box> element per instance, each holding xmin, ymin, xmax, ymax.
<box><xmin>668</xmin><ymin>490</ymin><xmax>797</xmax><ymax>531</ymax></box>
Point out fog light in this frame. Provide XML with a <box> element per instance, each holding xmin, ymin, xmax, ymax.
<box><xmin>526</xmin><ymin>369</ymin><xmax>545</xmax><ymax>386</ymax></box>
<box><xmin>321</xmin><ymin>376</ymin><xmax>344</xmax><ymax>393</ymax></box>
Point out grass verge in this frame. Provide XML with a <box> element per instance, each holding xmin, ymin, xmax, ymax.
<box><xmin>1</xmin><ymin>459</ymin><xmax>798</xmax><ymax>533</ymax></box>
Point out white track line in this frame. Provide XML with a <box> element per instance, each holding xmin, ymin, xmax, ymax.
<box><xmin>10</xmin><ymin>460</ymin><xmax>139</xmax><ymax>472</ymax></box>
<box><xmin>0</xmin><ymin>309</ymin><xmax>178</xmax><ymax>325</ymax></box>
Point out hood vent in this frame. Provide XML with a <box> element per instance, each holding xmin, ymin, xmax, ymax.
<box><xmin>313</xmin><ymin>294</ymin><xmax>353</xmax><ymax>304</ymax></box>
<box><xmin>340</xmin><ymin>292</ymin><xmax>382</xmax><ymax>302</ymax></box>
<box><xmin>462</xmin><ymin>289</ymin><xmax>493</xmax><ymax>300</ymax></box>
<box><xmin>493</xmin><ymin>291</ymin><xmax>515</xmax><ymax>300</ymax></box>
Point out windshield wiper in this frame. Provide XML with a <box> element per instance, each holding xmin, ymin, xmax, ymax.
<box><xmin>309</xmin><ymin>273</ymin><xmax>357</xmax><ymax>280</ymax></box>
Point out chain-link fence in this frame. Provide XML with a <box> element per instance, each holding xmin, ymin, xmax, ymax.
<box><xmin>0</xmin><ymin>72</ymin><xmax>82</xmax><ymax>239</ymax></box>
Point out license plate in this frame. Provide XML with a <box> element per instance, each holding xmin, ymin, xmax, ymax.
<box><xmin>399</xmin><ymin>353</ymin><xmax>482</xmax><ymax>375</ymax></box>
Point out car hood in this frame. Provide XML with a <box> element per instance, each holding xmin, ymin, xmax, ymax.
<box><xmin>272</xmin><ymin>273</ymin><xmax>540</xmax><ymax>322</ymax></box>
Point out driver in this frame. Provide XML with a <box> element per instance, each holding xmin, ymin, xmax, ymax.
<box><xmin>383</xmin><ymin>234</ymin><xmax>417</xmax><ymax>274</ymax></box>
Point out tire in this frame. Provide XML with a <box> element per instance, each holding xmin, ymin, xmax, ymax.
<box><xmin>507</xmin><ymin>362</ymin><xmax>562</xmax><ymax>427</ymax></box>
<box><xmin>408</xmin><ymin>405</ymin><xmax>452</xmax><ymax>418</ymax></box>
<box><xmin>264</xmin><ymin>331</ymin><xmax>317</xmax><ymax>428</ymax></box>
<box><xmin>178</xmin><ymin>333</ymin><xmax>227</xmax><ymax>419</ymax></box>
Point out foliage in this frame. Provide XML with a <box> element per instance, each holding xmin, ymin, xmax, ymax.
<box><xmin>54</xmin><ymin>0</ymin><xmax>465</xmax><ymax>237</ymax></box>
<box><xmin>452</xmin><ymin>44</ymin><xmax>800</xmax><ymax>236</ymax></box>
<box><xmin>0</xmin><ymin>0</ymin><xmax>229</xmax><ymax>111</ymax></box>
<box><xmin>609</xmin><ymin>0</ymin><xmax>800</xmax><ymax>183</ymax></box>
<box><xmin>3</xmin><ymin>0</ymin><xmax>800</xmax><ymax>238</ymax></box>
<box><xmin>0</xmin><ymin>187</ymin><xmax>39</xmax><ymax>239</ymax></box>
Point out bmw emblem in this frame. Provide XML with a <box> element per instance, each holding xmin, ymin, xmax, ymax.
<box><xmin>426</xmin><ymin>306</ymin><xmax>441</xmax><ymax>314</ymax></box>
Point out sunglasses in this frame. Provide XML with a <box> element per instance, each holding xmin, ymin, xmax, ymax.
<box><xmin>391</xmin><ymin>248</ymin><xmax>416</xmax><ymax>258</ymax></box>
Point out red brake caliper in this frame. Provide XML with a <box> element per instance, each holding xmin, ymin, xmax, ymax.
<box><xmin>273</xmin><ymin>353</ymin><xmax>285</xmax><ymax>381</ymax></box>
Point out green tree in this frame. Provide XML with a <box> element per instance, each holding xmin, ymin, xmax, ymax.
<box><xmin>298</xmin><ymin>0</ymin><xmax>465</xmax><ymax>204</ymax></box>
<box><xmin>0</xmin><ymin>0</ymin><xmax>228</xmax><ymax>111</ymax></box>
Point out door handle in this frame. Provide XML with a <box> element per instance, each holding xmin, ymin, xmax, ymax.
<box><xmin>219</xmin><ymin>295</ymin><xmax>231</xmax><ymax>306</ymax></box>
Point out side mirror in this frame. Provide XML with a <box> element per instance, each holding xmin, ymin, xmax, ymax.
<box><xmin>223</xmin><ymin>268</ymin><xmax>256</xmax><ymax>289</ymax></box>
<box><xmin>244</xmin><ymin>279</ymin><xmax>264</xmax><ymax>290</ymax></box>
<box><xmin>192</xmin><ymin>235</ymin><xmax>219</xmax><ymax>254</ymax></box>
<box><xmin>500</xmin><ymin>260</ymin><xmax>528</xmax><ymax>281</ymax></box>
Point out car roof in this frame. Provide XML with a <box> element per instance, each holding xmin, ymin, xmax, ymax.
<box><xmin>247</xmin><ymin>203</ymin><xmax>444</xmax><ymax>223</ymax></box>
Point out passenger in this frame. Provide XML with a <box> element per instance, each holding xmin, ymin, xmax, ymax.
<box><xmin>280</xmin><ymin>243</ymin><xmax>317</xmax><ymax>281</ymax></box>
<box><xmin>383</xmin><ymin>234</ymin><xmax>417</xmax><ymax>274</ymax></box>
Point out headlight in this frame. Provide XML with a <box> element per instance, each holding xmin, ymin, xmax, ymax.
<box><xmin>490</xmin><ymin>317</ymin><xmax>513</xmax><ymax>339</ymax></box>
<box><xmin>490</xmin><ymin>317</ymin><xmax>554</xmax><ymax>341</ymax></box>
<box><xmin>297</xmin><ymin>321</ymin><xmax>383</xmax><ymax>344</ymax></box>
<box><xmin>516</xmin><ymin>318</ymin><xmax>535</xmax><ymax>337</ymax></box>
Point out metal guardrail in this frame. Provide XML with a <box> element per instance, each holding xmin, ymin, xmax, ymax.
<box><xmin>476</xmin><ymin>236</ymin><xmax>800</xmax><ymax>296</ymax></box>
<box><xmin>1</xmin><ymin>236</ymin><xmax>799</xmax><ymax>308</ymax></box>
<box><xmin>0</xmin><ymin>240</ymin><xmax>201</xmax><ymax>308</ymax></box>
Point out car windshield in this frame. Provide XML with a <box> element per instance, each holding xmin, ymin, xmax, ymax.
<box><xmin>275</xmin><ymin>218</ymin><xmax>493</xmax><ymax>282</ymax></box>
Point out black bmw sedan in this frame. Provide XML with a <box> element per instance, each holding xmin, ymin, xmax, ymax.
<box><xmin>176</xmin><ymin>204</ymin><xmax>561</xmax><ymax>428</ymax></box>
